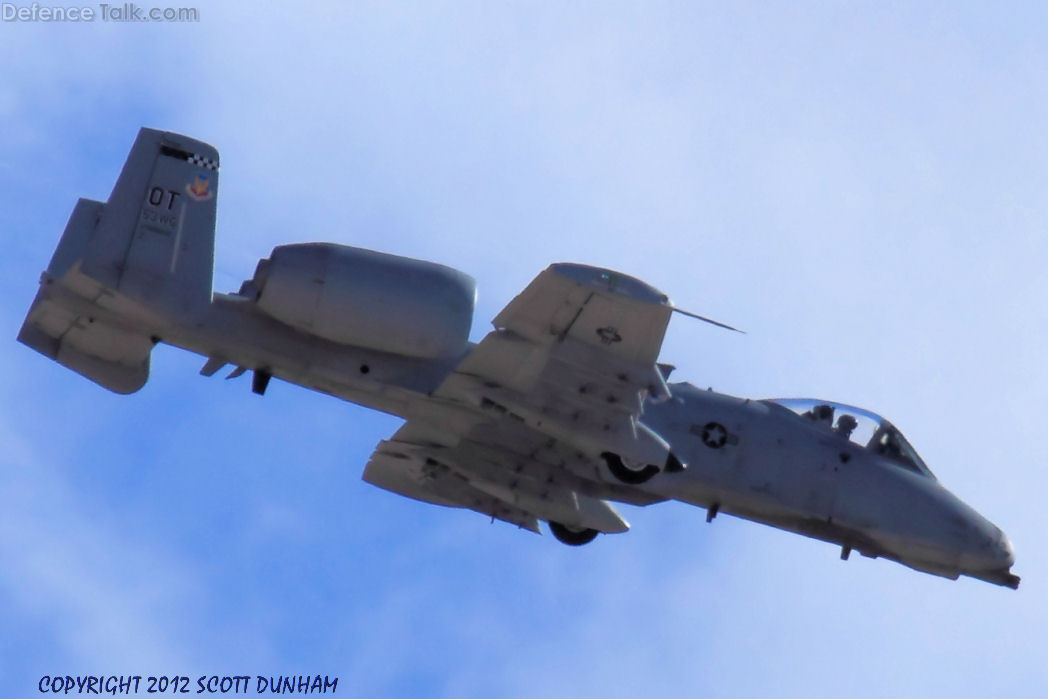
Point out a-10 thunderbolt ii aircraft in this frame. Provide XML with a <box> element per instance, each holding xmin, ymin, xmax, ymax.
<box><xmin>18</xmin><ymin>128</ymin><xmax>1019</xmax><ymax>589</ymax></box>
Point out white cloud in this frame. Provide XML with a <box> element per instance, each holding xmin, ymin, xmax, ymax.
<box><xmin>0</xmin><ymin>419</ymin><xmax>203</xmax><ymax>670</ymax></box>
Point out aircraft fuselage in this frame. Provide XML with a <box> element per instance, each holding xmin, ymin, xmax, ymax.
<box><xmin>640</xmin><ymin>386</ymin><xmax>1017</xmax><ymax>587</ymax></box>
<box><xmin>19</xmin><ymin>128</ymin><xmax>1018</xmax><ymax>589</ymax></box>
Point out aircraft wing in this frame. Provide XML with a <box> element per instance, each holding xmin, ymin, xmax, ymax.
<box><xmin>490</xmin><ymin>263</ymin><xmax>673</xmax><ymax>368</ymax></box>
<box><xmin>363</xmin><ymin>422</ymin><xmax>543</xmax><ymax>533</ymax></box>
<box><xmin>362</xmin><ymin>419</ymin><xmax>640</xmax><ymax>534</ymax></box>
<box><xmin>362</xmin><ymin>263</ymin><xmax>681</xmax><ymax>535</ymax></box>
<box><xmin>434</xmin><ymin>263</ymin><xmax>683</xmax><ymax>477</ymax></box>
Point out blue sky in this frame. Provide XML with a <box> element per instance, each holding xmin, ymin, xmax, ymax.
<box><xmin>2</xmin><ymin>2</ymin><xmax>1046</xmax><ymax>696</ymax></box>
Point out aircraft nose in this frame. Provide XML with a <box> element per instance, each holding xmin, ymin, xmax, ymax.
<box><xmin>991</xmin><ymin>527</ymin><xmax>1015</xmax><ymax>569</ymax></box>
<box><xmin>932</xmin><ymin>487</ymin><xmax>1018</xmax><ymax>587</ymax></box>
<box><xmin>964</xmin><ymin>523</ymin><xmax>1020</xmax><ymax>588</ymax></box>
<box><xmin>963</xmin><ymin>520</ymin><xmax>1014</xmax><ymax>571</ymax></box>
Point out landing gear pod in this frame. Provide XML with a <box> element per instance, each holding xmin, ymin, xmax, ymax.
<box><xmin>549</xmin><ymin>521</ymin><xmax>599</xmax><ymax>546</ymax></box>
<box><xmin>601</xmin><ymin>452</ymin><xmax>660</xmax><ymax>484</ymax></box>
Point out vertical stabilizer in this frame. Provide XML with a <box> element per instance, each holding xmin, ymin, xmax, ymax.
<box><xmin>18</xmin><ymin>128</ymin><xmax>220</xmax><ymax>393</ymax></box>
<box><xmin>81</xmin><ymin>127</ymin><xmax>219</xmax><ymax>316</ymax></box>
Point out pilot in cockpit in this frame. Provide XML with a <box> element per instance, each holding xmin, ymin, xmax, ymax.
<box><xmin>835</xmin><ymin>414</ymin><xmax>857</xmax><ymax>439</ymax></box>
<box><xmin>803</xmin><ymin>404</ymin><xmax>834</xmax><ymax>426</ymax></box>
<box><xmin>872</xmin><ymin>428</ymin><xmax>904</xmax><ymax>461</ymax></box>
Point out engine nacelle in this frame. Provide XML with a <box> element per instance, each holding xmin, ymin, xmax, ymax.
<box><xmin>250</xmin><ymin>243</ymin><xmax>475</xmax><ymax>358</ymax></box>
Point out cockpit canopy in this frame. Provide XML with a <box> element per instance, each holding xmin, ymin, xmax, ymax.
<box><xmin>763</xmin><ymin>398</ymin><xmax>935</xmax><ymax>478</ymax></box>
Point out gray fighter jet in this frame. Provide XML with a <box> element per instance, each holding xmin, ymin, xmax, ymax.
<box><xmin>18</xmin><ymin>129</ymin><xmax>1019</xmax><ymax>589</ymax></box>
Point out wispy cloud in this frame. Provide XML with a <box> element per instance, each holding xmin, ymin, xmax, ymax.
<box><xmin>0</xmin><ymin>419</ymin><xmax>202</xmax><ymax>672</ymax></box>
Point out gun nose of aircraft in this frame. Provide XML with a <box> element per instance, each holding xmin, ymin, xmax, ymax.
<box><xmin>960</xmin><ymin>519</ymin><xmax>1015</xmax><ymax>571</ymax></box>
<box><xmin>990</xmin><ymin>527</ymin><xmax>1015</xmax><ymax>569</ymax></box>
<box><xmin>968</xmin><ymin>523</ymin><xmax>1020</xmax><ymax>588</ymax></box>
<box><xmin>941</xmin><ymin>491</ymin><xmax>1021</xmax><ymax>587</ymax></box>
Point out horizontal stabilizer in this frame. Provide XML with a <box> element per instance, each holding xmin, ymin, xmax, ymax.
<box><xmin>18</xmin><ymin>292</ymin><xmax>151</xmax><ymax>394</ymax></box>
<box><xmin>18</xmin><ymin>197</ymin><xmax>155</xmax><ymax>393</ymax></box>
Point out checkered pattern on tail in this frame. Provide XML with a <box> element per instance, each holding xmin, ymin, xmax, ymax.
<box><xmin>188</xmin><ymin>153</ymin><xmax>219</xmax><ymax>171</ymax></box>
